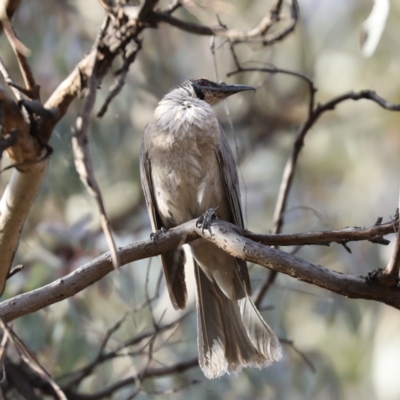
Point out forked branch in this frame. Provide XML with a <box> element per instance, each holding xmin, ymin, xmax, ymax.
<box><xmin>0</xmin><ymin>217</ymin><xmax>399</xmax><ymax>325</ymax></box>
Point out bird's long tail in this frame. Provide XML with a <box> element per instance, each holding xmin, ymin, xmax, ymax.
<box><xmin>194</xmin><ymin>261</ymin><xmax>282</xmax><ymax>379</ymax></box>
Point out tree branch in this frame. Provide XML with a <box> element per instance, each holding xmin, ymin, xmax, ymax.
<box><xmin>72</xmin><ymin>27</ymin><xmax>120</xmax><ymax>271</ymax></box>
<box><xmin>0</xmin><ymin>218</ymin><xmax>399</xmax><ymax>324</ymax></box>
<box><xmin>246</xmin><ymin>217</ymin><xmax>396</xmax><ymax>247</ymax></box>
<box><xmin>273</xmin><ymin>90</ymin><xmax>400</xmax><ymax>234</ymax></box>
<box><xmin>0</xmin><ymin>85</ymin><xmax>46</xmax><ymax>295</ymax></box>
<box><xmin>65</xmin><ymin>357</ymin><xmax>199</xmax><ymax>400</ymax></box>
<box><xmin>0</xmin><ymin>0</ymin><xmax>21</xmax><ymax>34</ymax></box>
<box><xmin>148</xmin><ymin>0</ymin><xmax>298</xmax><ymax>44</ymax></box>
<box><xmin>138</xmin><ymin>0</ymin><xmax>159</xmax><ymax>20</ymax></box>
<box><xmin>262</xmin><ymin>89</ymin><xmax>400</xmax><ymax>301</ymax></box>
<box><xmin>226</xmin><ymin>54</ymin><xmax>316</xmax><ymax>304</ymax></box>
<box><xmin>0</xmin><ymin>6</ymin><xmax>146</xmax><ymax>294</ymax></box>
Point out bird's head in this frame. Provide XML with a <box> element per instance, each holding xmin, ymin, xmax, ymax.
<box><xmin>180</xmin><ymin>78</ymin><xmax>255</xmax><ymax>105</ymax></box>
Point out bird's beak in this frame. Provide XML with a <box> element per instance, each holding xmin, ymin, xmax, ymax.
<box><xmin>211</xmin><ymin>83</ymin><xmax>256</xmax><ymax>94</ymax></box>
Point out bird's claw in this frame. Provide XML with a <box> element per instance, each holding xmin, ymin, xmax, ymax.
<box><xmin>150</xmin><ymin>227</ymin><xmax>168</xmax><ymax>244</ymax></box>
<box><xmin>365</xmin><ymin>268</ymin><xmax>382</xmax><ymax>283</ymax></box>
<box><xmin>365</xmin><ymin>268</ymin><xmax>400</xmax><ymax>286</ymax></box>
<box><xmin>196</xmin><ymin>207</ymin><xmax>219</xmax><ymax>236</ymax></box>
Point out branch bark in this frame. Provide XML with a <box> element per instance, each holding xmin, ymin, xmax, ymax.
<box><xmin>0</xmin><ymin>86</ymin><xmax>46</xmax><ymax>295</ymax></box>
<box><xmin>0</xmin><ymin>218</ymin><xmax>399</xmax><ymax>324</ymax></box>
<box><xmin>148</xmin><ymin>0</ymin><xmax>298</xmax><ymax>44</ymax></box>
<box><xmin>246</xmin><ymin>217</ymin><xmax>395</xmax><ymax>246</ymax></box>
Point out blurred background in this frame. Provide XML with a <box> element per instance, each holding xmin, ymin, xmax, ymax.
<box><xmin>1</xmin><ymin>0</ymin><xmax>400</xmax><ymax>399</ymax></box>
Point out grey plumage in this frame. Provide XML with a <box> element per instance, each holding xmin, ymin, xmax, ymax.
<box><xmin>140</xmin><ymin>78</ymin><xmax>282</xmax><ymax>378</ymax></box>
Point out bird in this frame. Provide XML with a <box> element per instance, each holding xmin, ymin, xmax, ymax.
<box><xmin>140</xmin><ymin>78</ymin><xmax>282</xmax><ymax>379</ymax></box>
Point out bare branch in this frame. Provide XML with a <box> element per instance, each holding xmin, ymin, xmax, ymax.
<box><xmin>1</xmin><ymin>5</ymin><xmax>38</xmax><ymax>98</ymax></box>
<box><xmin>0</xmin><ymin>84</ymin><xmax>45</xmax><ymax>296</ymax></box>
<box><xmin>253</xmin><ymin>268</ymin><xmax>278</xmax><ymax>307</ymax></box>
<box><xmin>72</xmin><ymin>37</ymin><xmax>120</xmax><ymax>271</ymax></box>
<box><xmin>1</xmin><ymin>217</ymin><xmax>400</xmax><ymax>325</ymax></box>
<box><xmin>246</xmin><ymin>217</ymin><xmax>396</xmax><ymax>247</ymax></box>
<box><xmin>0</xmin><ymin>0</ymin><xmax>21</xmax><ymax>34</ymax></box>
<box><xmin>261</xmin><ymin>89</ymin><xmax>400</xmax><ymax>301</ymax></box>
<box><xmin>258</xmin><ymin>0</ymin><xmax>299</xmax><ymax>47</ymax></box>
<box><xmin>226</xmin><ymin>60</ymin><xmax>317</xmax><ymax>303</ymax></box>
<box><xmin>62</xmin><ymin>315</ymin><xmax>184</xmax><ymax>390</ymax></box>
<box><xmin>273</xmin><ymin>90</ymin><xmax>400</xmax><ymax>234</ymax></box>
<box><xmin>138</xmin><ymin>0</ymin><xmax>159</xmax><ymax>20</ymax></box>
<box><xmin>65</xmin><ymin>357</ymin><xmax>199</xmax><ymax>400</ymax></box>
<box><xmin>0</xmin><ymin>163</ymin><xmax>48</xmax><ymax>294</ymax></box>
<box><xmin>0</xmin><ymin>58</ymin><xmax>24</xmax><ymax>103</ymax></box>
<box><xmin>97</xmin><ymin>42</ymin><xmax>142</xmax><ymax>118</ymax></box>
<box><xmin>280</xmin><ymin>338</ymin><xmax>316</xmax><ymax>373</ymax></box>
<box><xmin>0</xmin><ymin>2</ymin><xmax>30</xmax><ymax>58</ymax></box>
<box><xmin>227</xmin><ymin>65</ymin><xmax>316</xmax><ymax>118</ymax></box>
<box><xmin>148</xmin><ymin>0</ymin><xmax>298</xmax><ymax>44</ymax></box>
<box><xmin>0</xmin><ymin>7</ymin><xmax>144</xmax><ymax>294</ymax></box>
<box><xmin>0</xmin><ymin>320</ymin><xmax>67</xmax><ymax>399</ymax></box>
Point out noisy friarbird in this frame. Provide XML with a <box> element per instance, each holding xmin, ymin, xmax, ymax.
<box><xmin>140</xmin><ymin>78</ymin><xmax>282</xmax><ymax>379</ymax></box>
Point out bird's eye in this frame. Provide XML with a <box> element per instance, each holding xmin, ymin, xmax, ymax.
<box><xmin>198</xmin><ymin>79</ymin><xmax>208</xmax><ymax>86</ymax></box>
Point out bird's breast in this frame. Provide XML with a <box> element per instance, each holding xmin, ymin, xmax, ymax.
<box><xmin>146</xmin><ymin>105</ymin><xmax>225</xmax><ymax>227</ymax></box>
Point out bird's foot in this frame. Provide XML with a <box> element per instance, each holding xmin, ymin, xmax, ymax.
<box><xmin>196</xmin><ymin>207</ymin><xmax>219</xmax><ymax>236</ymax></box>
<box><xmin>365</xmin><ymin>268</ymin><xmax>382</xmax><ymax>283</ymax></box>
<box><xmin>365</xmin><ymin>268</ymin><xmax>399</xmax><ymax>286</ymax></box>
<box><xmin>150</xmin><ymin>227</ymin><xmax>168</xmax><ymax>244</ymax></box>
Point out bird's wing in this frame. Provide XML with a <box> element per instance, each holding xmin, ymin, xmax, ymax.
<box><xmin>216</xmin><ymin>125</ymin><xmax>251</xmax><ymax>294</ymax></box>
<box><xmin>140</xmin><ymin>139</ymin><xmax>162</xmax><ymax>233</ymax></box>
<box><xmin>140</xmin><ymin>128</ymin><xmax>187</xmax><ymax>310</ymax></box>
<box><xmin>216</xmin><ymin>125</ymin><xmax>244</xmax><ymax>228</ymax></box>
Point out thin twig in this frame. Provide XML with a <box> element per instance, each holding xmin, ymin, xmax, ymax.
<box><xmin>97</xmin><ymin>41</ymin><xmax>142</xmax><ymax>118</ymax></box>
<box><xmin>61</xmin><ymin>316</ymin><xmax>184</xmax><ymax>390</ymax></box>
<box><xmin>1</xmin><ymin>14</ymin><xmax>38</xmax><ymax>99</ymax></box>
<box><xmin>273</xmin><ymin>90</ymin><xmax>400</xmax><ymax>235</ymax></box>
<box><xmin>66</xmin><ymin>357</ymin><xmax>199</xmax><ymax>400</ymax></box>
<box><xmin>260</xmin><ymin>89</ymin><xmax>400</xmax><ymax>302</ymax></box>
<box><xmin>0</xmin><ymin>320</ymin><xmax>67</xmax><ymax>399</ymax></box>
<box><xmin>245</xmin><ymin>217</ymin><xmax>396</xmax><ymax>247</ymax></box>
<box><xmin>148</xmin><ymin>0</ymin><xmax>298</xmax><ymax>44</ymax></box>
<box><xmin>72</xmin><ymin>29</ymin><xmax>120</xmax><ymax>272</ymax></box>
<box><xmin>225</xmin><ymin>55</ymin><xmax>317</xmax><ymax>304</ymax></box>
<box><xmin>280</xmin><ymin>338</ymin><xmax>316</xmax><ymax>373</ymax></box>
<box><xmin>227</xmin><ymin>65</ymin><xmax>316</xmax><ymax>118</ymax></box>
<box><xmin>0</xmin><ymin>57</ymin><xmax>25</xmax><ymax>103</ymax></box>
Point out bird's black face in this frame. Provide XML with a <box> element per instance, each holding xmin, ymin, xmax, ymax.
<box><xmin>189</xmin><ymin>78</ymin><xmax>255</xmax><ymax>105</ymax></box>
